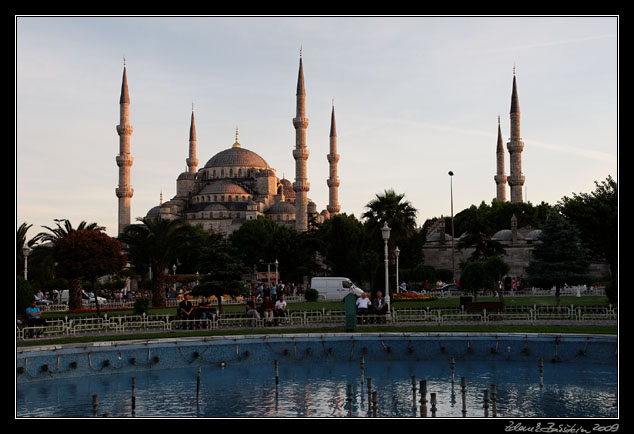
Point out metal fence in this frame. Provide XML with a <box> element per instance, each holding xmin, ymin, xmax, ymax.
<box><xmin>17</xmin><ymin>303</ymin><xmax>617</xmax><ymax>341</ymax></box>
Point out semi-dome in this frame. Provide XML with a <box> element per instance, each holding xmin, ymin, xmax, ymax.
<box><xmin>204</xmin><ymin>146</ymin><xmax>269</xmax><ymax>169</ymax></box>
<box><xmin>198</xmin><ymin>180</ymin><xmax>249</xmax><ymax>195</ymax></box>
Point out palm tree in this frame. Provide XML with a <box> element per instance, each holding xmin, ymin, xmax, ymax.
<box><xmin>37</xmin><ymin>219</ymin><xmax>105</xmax><ymax>243</ymax></box>
<box><xmin>35</xmin><ymin>219</ymin><xmax>105</xmax><ymax>309</ymax></box>
<box><xmin>118</xmin><ymin>217</ymin><xmax>191</xmax><ymax>307</ymax></box>
<box><xmin>362</xmin><ymin>189</ymin><xmax>418</xmax><ymax>291</ymax></box>
<box><xmin>17</xmin><ymin>223</ymin><xmax>43</xmax><ymax>278</ymax></box>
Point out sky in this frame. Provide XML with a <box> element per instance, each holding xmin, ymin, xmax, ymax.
<box><xmin>16</xmin><ymin>16</ymin><xmax>618</xmax><ymax>239</ymax></box>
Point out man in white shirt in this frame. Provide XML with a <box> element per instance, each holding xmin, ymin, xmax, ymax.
<box><xmin>356</xmin><ymin>292</ymin><xmax>371</xmax><ymax>323</ymax></box>
<box><xmin>274</xmin><ymin>295</ymin><xmax>287</xmax><ymax>325</ymax></box>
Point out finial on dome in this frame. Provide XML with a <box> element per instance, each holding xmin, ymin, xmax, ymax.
<box><xmin>232</xmin><ymin>126</ymin><xmax>241</xmax><ymax>148</ymax></box>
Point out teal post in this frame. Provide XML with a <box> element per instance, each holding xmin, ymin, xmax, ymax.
<box><xmin>344</xmin><ymin>293</ymin><xmax>357</xmax><ymax>332</ymax></box>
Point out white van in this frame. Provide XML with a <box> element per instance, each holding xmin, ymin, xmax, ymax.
<box><xmin>60</xmin><ymin>290</ymin><xmax>107</xmax><ymax>304</ymax></box>
<box><xmin>310</xmin><ymin>277</ymin><xmax>364</xmax><ymax>301</ymax></box>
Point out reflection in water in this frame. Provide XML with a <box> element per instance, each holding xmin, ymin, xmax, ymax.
<box><xmin>17</xmin><ymin>359</ymin><xmax>617</xmax><ymax>418</ymax></box>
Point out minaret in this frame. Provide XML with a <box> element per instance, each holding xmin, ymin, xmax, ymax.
<box><xmin>507</xmin><ymin>67</ymin><xmax>525</xmax><ymax>203</ymax></box>
<box><xmin>116</xmin><ymin>59</ymin><xmax>134</xmax><ymax>235</ymax></box>
<box><xmin>292</xmin><ymin>50</ymin><xmax>310</xmax><ymax>231</ymax></box>
<box><xmin>186</xmin><ymin>104</ymin><xmax>198</xmax><ymax>174</ymax></box>
<box><xmin>494</xmin><ymin>115</ymin><xmax>507</xmax><ymax>201</ymax></box>
<box><xmin>326</xmin><ymin>99</ymin><xmax>340</xmax><ymax>216</ymax></box>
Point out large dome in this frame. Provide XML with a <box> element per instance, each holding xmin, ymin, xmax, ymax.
<box><xmin>204</xmin><ymin>146</ymin><xmax>269</xmax><ymax>169</ymax></box>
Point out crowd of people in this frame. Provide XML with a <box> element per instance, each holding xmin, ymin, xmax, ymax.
<box><xmin>244</xmin><ymin>281</ymin><xmax>295</xmax><ymax>326</ymax></box>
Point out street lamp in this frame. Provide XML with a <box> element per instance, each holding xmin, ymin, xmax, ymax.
<box><xmin>22</xmin><ymin>245</ymin><xmax>31</xmax><ymax>280</ymax></box>
<box><xmin>275</xmin><ymin>259</ymin><xmax>279</xmax><ymax>286</ymax></box>
<box><xmin>381</xmin><ymin>221</ymin><xmax>391</xmax><ymax>312</ymax></box>
<box><xmin>448</xmin><ymin>170</ymin><xmax>456</xmax><ymax>282</ymax></box>
<box><xmin>394</xmin><ymin>246</ymin><xmax>400</xmax><ymax>293</ymax></box>
<box><xmin>172</xmin><ymin>264</ymin><xmax>177</xmax><ymax>293</ymax></box>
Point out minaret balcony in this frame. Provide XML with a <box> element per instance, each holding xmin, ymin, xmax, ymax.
<box><xmin>116</xmin><ymin>154</ymin><xmax>134</xmax><ymax>167</ymax></box>
<box><xmin>327</xmin><ymin>153</ymin><xmax>340</xmax><ymax>163</ymax></box>
<box><xmin>293</xmin><ymin>117</ymin><xmax>309</xmax><ymax>129</ymax></box>
<box><xmin>327</xmin><ymin>178</ymin><xmax>340</xmax><ymax>188</ymax></box>
<box><xmin>507</xmin><ymin>175</ymin><xmax>525</xmax><ymax>186</ymax></box>
<box><xmin>116</xmin><ymin>186</ymin><xmax>134</xmax><ymax>198</ymax></box>
<box><xmin>293</xmin><ymin>148</ymin><xmax>310</xmax><ymax>160</ymax></box>
<box><xmin>506</xmin><ymin>140</ymin><xmax>524</xmax><ymax>153</ymax></box>
<box><xmin>293</xmin><ymin>181</ymin><xmax>310</xmax><ymax>192</ymax></box>
<box><xmin>116</xmin><ymin>124</ymin><xmax>134</xmax><ymax>136</ymax></box>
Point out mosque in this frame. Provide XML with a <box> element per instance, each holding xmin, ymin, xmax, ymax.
<box><xmin>115</xmin><ymin>54</ymin><xmax>341</xmax><ymax>236</ymax></box>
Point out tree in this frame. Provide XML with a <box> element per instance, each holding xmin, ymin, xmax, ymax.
<box><xmin>526</xmin><ymin>212</ymin><xmax>590</xmax><ymax>307</ymax></box>
<box><xmin>362</xmin><ymin>189</ymin><xmax>418</xmax><ymax>291</ymax></box>
<box><xmin>118</xmin><ymin>217</ymin><xmax>191</xmax><ymax>307</ymax></box>
<box><xmin>229</xmin><ymin>216</ymin><xmax>310</xmax><ymax>284</ymax></box>
<box><xmin>36</xmin><ymin>219</ymin><xmax>105</xmax><ymax>310</ymax></box>
<box><xmin>483</xmin><ymin>256</ymin><xmax>510</xmax><ymax>305</ymax></box>
<box><xmin>459</xmin><ymin>261</ymin><xmax>491</xmax><ymax>302</ymax></box>
<box><xmin>314</xmin><ymin>213</ymin><xmax>366</xmax><ymax>282</ymax></box>
<box><xmin>558</xmin><ymin>176</ymin><xmax>618</xmax><ymax>303</ymax></box>
<box><xmin>455</xmin><ymin>205</ymin><xmax>506</xmax><ymax>261</ymax></box>
<box><xmin>190</xmin><ymin>239</ymin><xmax>248</xmax><ymax>314</ymax></box>
<box><xmin>53</xmin><ymin>229</ymin><xmax>127</xmax><ymax>314</ymax></box>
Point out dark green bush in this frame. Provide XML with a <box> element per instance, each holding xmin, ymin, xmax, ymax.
<box><xmin>304</xmin><ymin>288</ymin><xmax>319</xmax><ymax>302</ymax></box>
<box><xmin>133</xmin><ymin>296</ymin><xmax>151</xmax><ymax>315</ymax></box>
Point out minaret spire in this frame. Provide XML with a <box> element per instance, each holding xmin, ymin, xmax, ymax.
<box><xmin>116</xmin><ymin>60</ymin><xmax>134</xmax><ymax>235</ymax></box>
<box><xmin>293</xmin><ymin>50</ymin><xmax>310</xmax><ymax>231</ymax></box>
<box><xmin>327</xmin><ymin>99</ymin><xmax>340</xmax><ymax>216</ymax></box>
<box><xmin>494</xmin><ymin>115</ymin><xmax>507</xmax><ymax>201</ymax></box>
<box><xmin>507</xmin><ymin>66</ymin><xmax>525</xmax><ymax>203</ymax></box>
<box><xmin>186</xmin><ymin>103</ymin><xmax>198</xmax><ymax>174</ymax></box>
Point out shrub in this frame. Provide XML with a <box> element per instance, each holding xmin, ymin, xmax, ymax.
<box><xmin>304</xmin><ymin>288</ymin><xmax>319</xmax><ymax>302</ymax></box>
<box><xmin>133</xmin><ymin>296</ymin><xmax>151</xmax><ymax>316</ymax></box>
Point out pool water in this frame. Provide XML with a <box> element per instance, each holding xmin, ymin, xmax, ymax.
<box><xmin>16</xmin><ymin>358</ymin><xmax>617</xmax><ymax>418</ymax></box>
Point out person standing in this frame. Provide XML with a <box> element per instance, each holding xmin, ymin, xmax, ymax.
<box><xmin>262</xmin><ymin>296</ymin><xmax>275</xmax><ymax>326</ymax></box>
<box><xmin>274</xmin><ymin>295</ymin><xmax>287</xmax><ymax>325</ymax></box>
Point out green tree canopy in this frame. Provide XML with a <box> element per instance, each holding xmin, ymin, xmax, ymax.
<box><xmin>526</xmin><ymin>212</ymin><xmax>590</xmax><ymax>307</ymax></box>
<box><xmin>558</xmin><ymin>175</ymin><xmax>617</xmax><ymax>302</ymax></box>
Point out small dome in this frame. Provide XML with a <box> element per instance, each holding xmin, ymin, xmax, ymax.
<box><xmin>280</xmin><ymin>178</ymin><xmax>296</xmax><ymax>199</ymax></box>
<box><xmin>525</xmin><ymin>229</ymin><xmax>542</xmax><ymax>240</ymax></box>
<box><xmin>492</xmin><ymin>229</ymin><xmax>524</xmax><ymax>241</ymax></box>
<box><xmin>146</xmin><ymin>205</ymin><xmax>161</xmax><ymax>218</ymax></box>
<box><xmin>177</xmin><ymin>172</ymin><xmax>196</xmax><ymax>181</ymax></box>
<box><xmin>266</xmin><ymin>201</ymin><xmax>296</xmax><ymax>215</ymax></box>
<box><xmin>204</xmin><ymin>147</ymin><xmax>268</xmax><ymax>169</ymax></box>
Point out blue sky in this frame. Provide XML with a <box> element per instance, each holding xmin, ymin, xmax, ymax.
<box><xmin>16</xmin><ymin>16</ymin><xmax>618</xmax><ymax>238</ymax></box>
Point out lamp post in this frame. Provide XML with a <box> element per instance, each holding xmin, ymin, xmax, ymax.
<box><xmin>448</xmin><ymin>170</ymin><xmax>455</xmax><ymax>282</ymax></box>
<box><xmin>172</xmin><ymin>264</ymin><xmax>177</xmax><ymax>293</ymax></box>
<box><xmin>394</xmin><ymin>246</ymin><xmax>400</xmax><ymax>293</ymax></box>
<box><xmin>275</xmin><ymin>259</ymin><xmax>279</xmax><ymax>286</ymax></box>
<box><xmin>381</xmin><ymin>221</ymin><xmax>391</xmax><ymax>312</ymax></box>
<box><xmin>22</xmin><ymin>246</ymin><xmax>31</xmax><ymax>280</ymax></box>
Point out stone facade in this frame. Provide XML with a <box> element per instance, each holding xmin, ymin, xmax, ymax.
<box><xmin>423</xmin><ymin>215</ymin><xmax>543</xmax><ymax>280</ymax></box>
